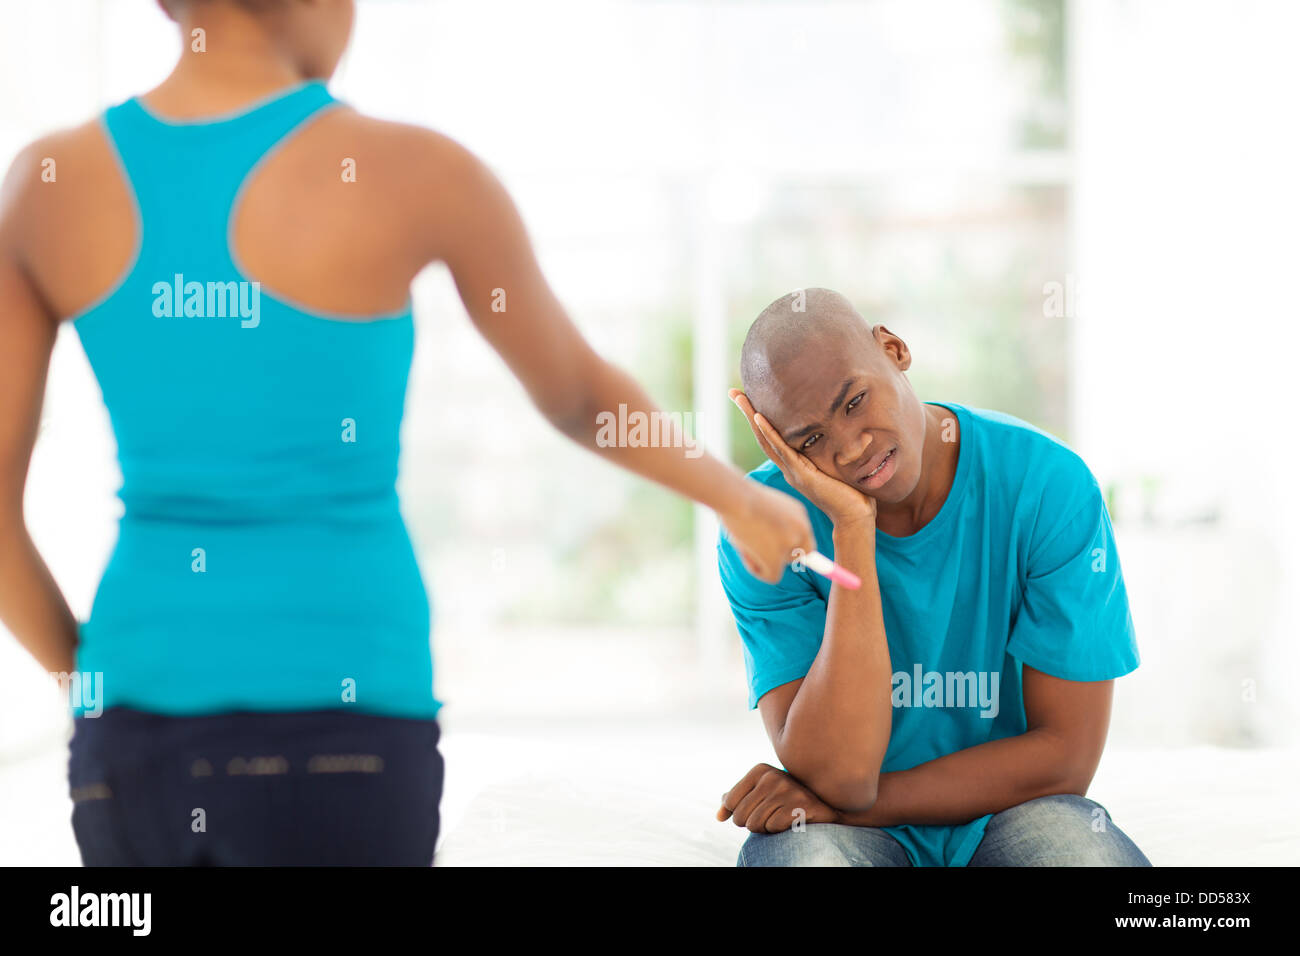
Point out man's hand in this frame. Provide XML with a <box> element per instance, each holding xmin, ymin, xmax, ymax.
<box><xmin>730</xmin><ymin>389</ymin><xmax>876</xmax><ymax>535</ymax></box>
<box><xmin>717</xmin><ymin>763</ymin><xmax>841</xmax><ymax>833</ymax></box>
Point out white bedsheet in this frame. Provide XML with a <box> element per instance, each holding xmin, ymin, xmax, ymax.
<box><xmin>434</xmin><ymin>729</ymin><xmax>1300</xmax><ymax>867</ymax></box>
<box><xmin>2</xmin><ymin>723</ymin><xmax>1294</xmax><ymax>866</ymax></box>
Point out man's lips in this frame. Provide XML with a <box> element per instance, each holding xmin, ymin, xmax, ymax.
<box><xmin>854</xmin><ymin>446</ymin><xmax>897</xmax><ymax>484</ymax></box>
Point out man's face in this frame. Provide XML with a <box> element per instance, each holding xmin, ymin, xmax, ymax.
<box><xmin>751</xmin><ymin>325</ymin><xmax>927</xmax><ymax>505</ymax></box>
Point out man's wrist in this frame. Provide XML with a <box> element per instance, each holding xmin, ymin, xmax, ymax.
<box><xmin>831</xmin><ymin>515</ymin><xmax>876</xmax><ymax>547</ymax></box>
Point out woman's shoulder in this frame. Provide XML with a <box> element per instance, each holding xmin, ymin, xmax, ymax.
<box><xmin>309</xmin><ymin>105</ymin><xmax>490</xmax><ymax>185</ymax></box>
<box><xmin>1</xmin><ymin>117</ymin><xmax>136</xmax><ymax>322</ymax></box>
<box><xmin>2</xmin><ymin>117</ymin><xmax>116</xmax><ymax>215</ymax></box>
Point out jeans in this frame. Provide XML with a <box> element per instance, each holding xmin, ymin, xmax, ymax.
<box><xmin>737</xmin><ymin>793</ymin><xmax>1152</xmax><ymax>866</ymax></box>
<box><xmin>68</xmin><ymin>706</ymin><xmax>444</xmax><ymax>866</ymax></box>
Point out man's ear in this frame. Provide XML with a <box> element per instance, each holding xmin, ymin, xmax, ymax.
<box><xmin>876</xmin><ymin>325</ymin><xmax>912</xmax><ymax>372</ymax></box>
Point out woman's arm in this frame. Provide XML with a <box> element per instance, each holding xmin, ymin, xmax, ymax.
<box><xmin>412</xmin><ymin>132</ymin><xmax>814</xmax><ymax>582</ymax></box>
<box><xmin>0</xmin><ymin>145</ymin><xmax>80</xmax><ymax>675</ymax></box>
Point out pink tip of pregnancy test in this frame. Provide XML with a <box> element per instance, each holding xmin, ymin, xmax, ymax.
<box><xmin>828</xmin><ymin>565</ymin><xmax>862</xmax><ymax>590</ymax></box>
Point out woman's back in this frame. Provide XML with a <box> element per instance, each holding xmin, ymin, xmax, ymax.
<box><xmin>0</xmin><ymin>0</ymin><xmax>815</xmax><ymax>868</ymax></box>
<box><xmin>26</xmin><ymin>81</ymin><xmax>446</xmax><ymax>719</ymax></box>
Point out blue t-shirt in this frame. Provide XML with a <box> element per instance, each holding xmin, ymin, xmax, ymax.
<box><xmin>716</xmin><ymin>400</ymin><xmax>1139</xmax><ymax>867</ymax></box>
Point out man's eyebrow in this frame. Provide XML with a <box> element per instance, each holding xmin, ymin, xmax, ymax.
<box><xmin>782</xmin><ymin>378</ymin><xmax>857</xmax><ymax>443</ymax></box>
<box><xmin>825</xmin><ymin>378</ymin><xmax>855</xmax><ymax>418</ymax></box>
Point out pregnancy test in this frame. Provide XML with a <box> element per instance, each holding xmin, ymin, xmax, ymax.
<box><xmin>799</xmin><ymin>550</ymin><xmax>862</xmax><ymax>590</ymax></box>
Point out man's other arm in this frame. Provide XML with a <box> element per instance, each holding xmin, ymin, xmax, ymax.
<box><xmin>837</xmin><ymin>664</ymin><xmax>1113</xmax><ymax>827</ymax></box>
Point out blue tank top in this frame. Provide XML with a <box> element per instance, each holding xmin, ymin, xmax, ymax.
<box><xmin>70</xmin><ymin>80</ymin><xmax>439</xmax><ymax>720</ymax></box>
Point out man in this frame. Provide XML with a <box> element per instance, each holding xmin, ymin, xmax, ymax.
<box><xmin>714</xmin><ymin>288</ymin><xmax>1151</xmax><ymax>867</ymax></box>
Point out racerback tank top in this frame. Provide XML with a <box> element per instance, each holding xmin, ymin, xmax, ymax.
<box><xmin>70</xmin><ymin>80</ymin><xmax>439</xmax><ymax>720</ymax></box>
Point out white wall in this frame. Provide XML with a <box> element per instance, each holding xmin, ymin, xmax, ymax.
<box><xmin>5</xmin><ymin>0</ymin><xmax>1293</xmax><ymax>755</ymax></box>
<box><xmin>1071</xmin><ymin>0</ymin><xmax>1300</xmax><ymax>746</ymax></box>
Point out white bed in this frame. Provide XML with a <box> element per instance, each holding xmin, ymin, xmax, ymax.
<box><xmin>433</xmin><ymin>727</ymin><xmax>1300</xmax><ymax>867</ymax></box>
<box><xmin>2</xmin><ymin>721</ymin><xmax>1295</xmax><ymax>866</ymax></box>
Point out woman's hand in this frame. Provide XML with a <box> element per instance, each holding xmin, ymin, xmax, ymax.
<box><xmin>717</xmin><ymin>479</ymin><xmax>817</xmax><ymax>584</ymax></box>
<box><xmin>730</xmin><ymin>389</ymin><xmax>877</xmax><ymax>534</ymax></box>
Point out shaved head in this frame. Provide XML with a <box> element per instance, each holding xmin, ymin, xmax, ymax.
<box><xmin>732</xmin><ymin>287</ymin><xmax>934</xmax><ymax>512</ymax></box>
<box><xmin>740</xmin><ymin>288</ymin><xmax>877</xmax><ymax>405</ymax></box>
<box><xmin>732</xmin><ymin>290</ymin><xmax>957</xmax><ymax>532</ymax></box>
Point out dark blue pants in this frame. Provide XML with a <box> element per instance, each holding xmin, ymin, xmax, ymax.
<box><xmin>68</xmin><ymin>707</ymin><xmax>444</xmax><ymax>866</ymax></box>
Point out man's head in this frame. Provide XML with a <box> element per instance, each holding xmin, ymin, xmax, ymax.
<box><xmin>158</xmin><ymin>0</ymin><xmax>354</xmax><ymax>80</ymax></box>
<box><xmin>738</xmin><ymin>288</ymin><xmax>928</xmax><ymax>505</ymax></box>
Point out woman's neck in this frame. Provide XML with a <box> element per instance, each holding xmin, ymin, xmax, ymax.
<box><xmin>144</xmin><ymin>8</ymin><xmax>308</xmax><ymax>118</ymax></box>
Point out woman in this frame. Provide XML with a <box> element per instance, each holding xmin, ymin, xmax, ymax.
<box><xmin>0</xmin><ymin>0</ymin><xmax>813</xmax><ymax>865</ymax></box>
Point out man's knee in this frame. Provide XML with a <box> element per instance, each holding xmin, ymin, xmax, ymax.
<box><xmin>737</xmin><ymin>823</ymin><xmax>858</xmax><ymax>867</ymax></box>
<box><xmin>988</xmin><ymin>793</ymin><xmax>1151</xmax><ymax>866</ymax></box>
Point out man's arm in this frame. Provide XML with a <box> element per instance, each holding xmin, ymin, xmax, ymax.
<box><xmin>728</xmin><ymin>394</ymin><xmax>892</xmax><ymax>812</ymax></box>
<box><xmin>720</xmin><ymin>664</ymin><xmax>1113</xmax><ymax>832</ymax></box>
<box><xmin>833</xmin><ymin>454</ymin><xmax>1128</xmax><ymax>827</ymax></box>
<box><xmin>752</xmin><ymin>528</ymin><xmax>890</xmax><ymax>812</ymax></box>
<box><xmin>838</xmin><ymin>665</ymin><xmax>1113</xmax><ymax>826</ymax></box>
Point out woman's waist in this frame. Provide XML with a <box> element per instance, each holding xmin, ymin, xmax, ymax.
<box><xmin>79</xmin><ymin>575</ymin><xmax>434</xmax><ymax>684</ymax></box>
<box><xmin>70</xmin><ymin>639</ymin><xmax>439</xmax><ymax>720</ymax></box>
<box><xmin>116</xmin><ymin>479</ymin><xmax>403</xmax><ymax>525</ymax></box>
<box><xmin>109</xmin><ymin>504</ymin><xmax>418</xmax><ymax>547</ymax></box>
<box><xmin>91</xmin><ymin>515</ymin><xmax>431</xmax><ymax>619</ymax></box>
